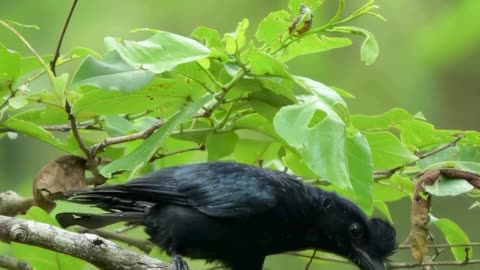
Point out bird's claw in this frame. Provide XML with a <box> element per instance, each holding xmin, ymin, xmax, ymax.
<box><xmin>172</xmin><ymin>255</ymin><xmax>189</xmax><ymax>270</ymax></box>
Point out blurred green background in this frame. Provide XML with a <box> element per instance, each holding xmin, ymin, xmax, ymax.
<box><xmin>1</xmin><ymin>0</ymin><xmax>479</xmax><ymax>269</ymax></box>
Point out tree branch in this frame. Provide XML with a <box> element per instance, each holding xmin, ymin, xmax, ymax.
<box><xmin>0</xmin><ymin>191</ymin><xmax>33</xmax><ymax>217</ymax></box>
<box><xmin>0</xmin><ymin>215</ymin><xmax>171</xmax><ymax>270</ymax></box>
<box><xmin>0</xmin><ymin>255</ymin><xmax>33</xmax><ymax>270</ymax></box>
<box><xmin>76</xmin><ymin>228</ymin><xmax>154</xmax><ymax>254</ymax></box>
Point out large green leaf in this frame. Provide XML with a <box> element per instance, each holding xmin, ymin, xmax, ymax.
<box><xmin>105</xmin><ymin>31</ymin><xmax>210</xmax><ymax>73</ymax></box>
<box><xmin>279</xmin><ymin>35</ymin><xmax>352</xmax><ymax>63</ymax></box>
<box><xmin>248</xmin><ymin>50</ymin><xmax>292</xmax><ymax>78</ymax></box>
<box><xmin>345</xmin><ymin>131</ymin><xmax>374</xmax><ymax>213</ymax></box>
<box><xmin>274</xmin><ymin>96</ymin><xmax>349</xmax><ymax>188</ymax></box>
<box><xmin>72</xmin><ymin>78</ymin><xmax>202</xmax><ymax>116</ymax></box>
<box><xmin>206</xmin><ymin>132</ymin><xmax>239</xmax><ymax>160</ymax></box>
<box><xmin>223</xmin><ymin>19</ymin><xmax>249</xmax><ymax>54</ymax></box>
<box><xmin>192</xmin><ymin>26</ymin><xmax>223</xmax><ymax>49</ymax></box>
<box><xmin>274</xmin><ymin>77</ymin><xmax>354</xmax><ymax>188</ymax></box>
<box><xmin>334</xmin><ymin>26</ymin><xmax>379</xmax><ymax>65</ymax></box>
<box><xmin>352</xmin><ymin>108</ymin><xmax>414</xmax><ymax>131</ymax></box>
<box><xmin>0</xmin><ymin>44</ymin><xmax>21</xmax><ymax>79</ymax></box>
<box><xmin>424</xmin><ymin>176</ymin><xmax>474</xmax><ymax>196</ymax></box>
<box><xmin>2</xmin><ymin>117</ymin><xmax>80</xmax><ymax>154</ymax></box>
<box><xmin>430</xmin><ymin>216</ymin><xmax>472</xmax><ymax>261</ymax></box>
<box><xmin>363</xmin><ymin>131</ymin><xmax>418</xmax><ymax>170</ymax></box>
<box><xmin>100</xmin><ymin>95</ymin><xmax>213</xmax><ymax>177</ymax></box>
<box><xmin>70</xmin><ymin>51</ymin><xmax>154</xmax><ymax>91</ymax></box>
<box><xmin>255</xmin><ymin>10</ymin><xmax>290</xmax><ymax>44</ymax></box>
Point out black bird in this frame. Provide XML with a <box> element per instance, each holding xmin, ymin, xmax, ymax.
<box><xmin>56</xmin><ymin>161</ymin><xmax>396</xmax><ymax>270</ymax></box>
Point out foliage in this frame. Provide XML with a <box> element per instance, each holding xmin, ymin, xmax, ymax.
<box><xmin>1</xmin><ymin>0</ymin><xmax>479</xmax><ymax>269</ymax></box>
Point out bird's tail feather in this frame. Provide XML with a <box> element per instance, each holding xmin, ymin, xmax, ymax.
<box><xmin>56</xmin><ymin>211</ymin><xmax>146</xmax><ymax>229</ymax></box>
<box><xmin>53</xmin><ymin>186</ymin><xmax>152</xmax><ymax>228</ymax></box>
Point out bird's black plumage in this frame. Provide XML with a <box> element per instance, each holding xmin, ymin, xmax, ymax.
<box><xmin>56</xmin><ymin>161</ymin><xmax>396</xmax><ymax>270</ymax></box>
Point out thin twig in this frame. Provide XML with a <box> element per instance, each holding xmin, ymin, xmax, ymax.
<box><xmin>50</xmin><ymin>0</ymin><xmax>78</xmax><ymax>75</ymax></box>
<box><xmin>398</xmin><ymin>242</ymin><xmax>480</xmax><ymax>249</ymax></box>
<box><xmin>388</xmin><ymin>259</ymin><xmax>480</xmax><ymax>269</ymax></box>
<box><xmin>151</xmin><ymin>144</ymin><xmax>206</xmax><ymax>161</ymax></box>
<box><xmin>0</xmin><ymin>84</ymin><xmax>17</xmax><ymax>111</ymax></box>
<box><xmin>76</xmin><ymin>228</ymin><xmax>153</xmax><ymax>254</ymax></box>
<box><xmin>42</xmin><ymin>120</ymin><xmax>98</xmax><ymax>131</ymax></box>
<box><xmin>374</xmin><ymin>134</ymin><xmax>464</xmax><ymax>180</ymax></box>
<box><xmin>90</xmin><ymin>121</ymin><xmax>164</xmax><ymax>156</ymax></box>
<box><xmin>288</xmin><ymin>251</ymin><xmax>480</xmax><ymax>269</ymax></box>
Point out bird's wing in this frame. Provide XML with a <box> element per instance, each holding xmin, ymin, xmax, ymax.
<box><xmin>121</xmin><ymin>162</ymin><xmax>283</xmax><ymax>218</ymax></box>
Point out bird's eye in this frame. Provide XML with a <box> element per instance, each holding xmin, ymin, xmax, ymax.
<box><xmin>349</xmin><ymin>223</ymin><xmax>363</xmax><ymax>239</ymax></box>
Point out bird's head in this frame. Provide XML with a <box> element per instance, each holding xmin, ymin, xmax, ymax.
<box><xmin>311</xmin><ymin>193</ymin><xmax>397</xmax><ymax>270</ymax></box>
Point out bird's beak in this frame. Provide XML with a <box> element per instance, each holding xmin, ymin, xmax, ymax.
<box><xmin>353</xmin><ymin>247</ymin><xmax>385</xmax><ymax>270</ymax></box>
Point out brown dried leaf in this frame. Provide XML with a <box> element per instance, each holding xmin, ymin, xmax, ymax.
<box><xmin>410</xmin><ymin>171</ymin><xmax>438</xmax><ymax>263</ymax></box>
<box><xmin>32</xmin><ymin>155</ymin><xmax>87</xmax><ymax>212</ymax></box>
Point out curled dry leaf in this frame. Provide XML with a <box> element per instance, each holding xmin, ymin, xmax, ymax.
<box><xmin>410</xmin><ymin>182</ymin><xmax>431</xmax><ymax>262</ymax></box>
<box><xmin>409</xmin><ymin>170</ymin><xmax>439</xmax><ymax>262</ymax></box>
<box><xmin>32</xmin><ymin>155</ymin><xmax>87</xmax><ymax>212</ymax></box>
<box><xmin>409</xmin><ymin>168</ymin><xmax>480</xmax><ymax>262</ymax></box>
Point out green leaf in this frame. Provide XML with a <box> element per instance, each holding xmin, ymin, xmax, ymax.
<box><xmin>400</xmin><ymin>120</ymin><xmax>460</xmax><ymax>148</ymax></box>
<box><xmin>374</xmin><ymin>200</ymin><xmax>393</xmax><ymax>223</ymax></box>
<box><xmin>100</xmin><ymin>95</ymin><xmax>213</xmax><ymax>178</ymax></box>
<box><xmin>257</xmin><ymin>76</ymin><xmax>297</xmax><ymax>102</ymax></box>
<box><xmin>282</xmin><ymin>150</ymin><xmax>318</xmax><ymax>179</ymax></box>
<box><xmin>234</xmin><ymin>135</ymin><xmax>274</xmax><ymax>165</ymax></box>
<box><xmin>295</xmin><ymin>76</ymin><xmax>347</xmax><ymax>108</ymax></box>
<box><xmin>255</xmin><ymin>10</ymin><xmax>290</xmax><ymax>44</ymax></box>
<box><xmin>105</xmin><ymin>31</ymin><xmax>210</xmax><ymax>73</ymax></box>
<box><xmin>54</xmin><ymin>73</ymin><xmax>68</xmax><ymax>106</ymax></box>
<box><xmin>0</xmin><ymin>45</ymin><xmax>21</xmax><ymax>79</ymax></box>
<box><xmin>192</xmin><ymin>26</ymin><xmax>223</xmax><ymax>49</ymax></box>
<box><xmin>2</xmin><ymin>117</ymin><xmax>79</xmax><ymax>154</ymax></box>
<box><xmin>430</xmin><ymin>216</ymin><xmax>472</xmax><ymax>261</ymax></box>
<box><xmin>206</xmin><ymin>132</ymin><xmax>238</xmax><ymax>160</ymax></box>
<box><xmin>274</xmin><ymin>96</ymin><xmax>350</xmax><ymax>188</ymax></box>
<box><xmin>8</xmin><ymin>95</ymin><xmax>27</xmax><ymax>109</ymax></box>
<box><xmin>70</xmin><ymin>51</ymin><xmax>154</xmax><ymax>91</ymax></box>
<box><xmin>333</xmin><ymin>26</ymin><xmax>379</xmax><ymax>65</ymax></box>
<box><xmin>352</xmin><ymin>108</ymin><xmax>414</xmax><ymax>131</ymax></box>
<box><xmin>424</xmin><ymin>177</ymin><xmax>474</xmax><ymax>196</ymax></box>
<box><xmin>249</xmin><ymin>89</ymin><xmax>294</xmax><ymax>120</ymax></box>
<box><xmin>279</xmin><ymin>35</ymin><xmax>352</xmax><ymax>63</ymax></box>
<box><xmin>346</xmin><ymin>131</ymin><xmax>374</xmax><ymax>213</ymax></box>
<box><xmin>363</xmin><ymin>131</ymin><xmax>418</xmax><ymax>170</ymax></box>
<box><xmin>359</xmin><ymin>30</ymin><xmax>379</xmax><ymax>65</ymax></box>
<box><xmin>373</xmin><ymin>182</ymin><xmax>408</xmax><ymax>202</ymax></box>
<box><xmin>72</xmin><ymin>78</ymin><xmax>200</xmax><ymax>116</ymax></box>
<box><xmin>64</xmin><ymin>46</ymin><xmax>101</xmax><ymax>59</ymax></box>
<box><xmin>224</xmin><ymin>19</ymin><xmax>249</xmax><ymax>54</ymax></box>
<box><xmin>13</xmin><ymin>107</ymin><xmax>68</xmax><ymax>125</ymax></box>
<box><xmin>248</xmin><ymin>50</ymin><xmax>291</xmax><ymax>78</ymax></box>
<box><xmin>104</xmin><ymin>115</ymin><xmax>134</xmax><ymax>136</ymax></box>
